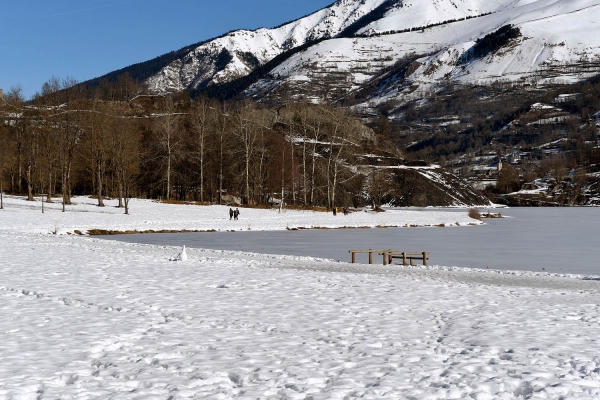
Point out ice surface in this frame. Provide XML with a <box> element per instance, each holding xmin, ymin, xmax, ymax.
<box><xmin>104</xmin><ymin>207</ymin><xmax>600</xmax><ymax>275</ymax></box>
<box><xmin>1</xmin><ymin>195</ymin><xmax>600</xmax><ymax>398</ymax></box>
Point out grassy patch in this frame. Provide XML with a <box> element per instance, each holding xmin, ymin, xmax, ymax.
<box><xmin>468</xmin><ymin>208</ymin><xmax>482</xmax><ymax>220</ymax></box>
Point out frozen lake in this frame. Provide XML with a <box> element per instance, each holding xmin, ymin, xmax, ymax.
<box><xmin>99</xmin><ymin>208</ymin><xmax>600</xmax><ymax>275</ymax></box>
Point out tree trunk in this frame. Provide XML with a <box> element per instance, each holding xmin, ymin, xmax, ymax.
<box><xmin>46</xmin><ymin>171</ymin><xmax>53</xmax><ymax>203</ymax></box>
<box><xmin>65</xmin><ymin>157</ymin><xmax>73</xmax><ymax>205</ymax></box>
<box><xmin>17</xmin><ymin>144</ymin><xmax>22</xmax><ymax>194</ymax></box>
<box><xmin>218</xmin><ymin>141</ymin><xmax>223</xmax><ymax>205</ymax></box>
<box><xmin>326</xmin><ymin>149</ymin><xmax>332</xmax><ymax>208</ymax></box>
<box><xmin>279</xmin><ymin>148</ymin><xmax>285</xmax><ymax>213</ymax></box>
<box><xmin>200</xmin><ymin>145</ymin><xmax>204</xmax><ymax>203</ymax></box>
<box><xmin>310</xmin><ymin>142</ymin><xmax>318</xmax><ymax>205</ymax></box>
<box><xmin>290</xmin><ymin>136</ymin><xmax>296</xmax><ymax>205</ymax></box>
<box><xmin>124</xmin><ymin>183</ymin><xmax>130</xmax><ymax>215</ymax></box>
<box><xmin>332</xmin><ymin>163</ymin><xmax>340</xmax><ymax>209</ymax></box>
<box><xmin>26</xmin><ymin>163</ymin><xmax>34</xmax><ymax>201</ymax></box>
<box><xmin>245</xmin><ymin>146</ymin><xmax>250</xmax><ymax>205</ymax></box>
<box><xmin>166</xmin><ymin>147</ymin><xmax>171</xmax><ymax>200</ymax></box>
<box><xmin>258</xmin><ymin>140</ymin><xmax>266</xmax><ymax>206</ymax></box>
<box><xmin>62</xmin><ymin>167</ymin><xmax>67</xmax><ymax>212</ymax></box>
<box><xmin>117</xmin><ymin>178</ymin><xmax>124</xmax><ymax>208</ymax></box>
<box><xmin>302</xmin><ymin>138</ymin><xmax>307</xmax><ymax>205</ymax></box>
<box><xmin>123</xmin><ymin>170</ymin><xmax>130</xmax><ymax>214</ymax></box>
<box><xmin>96</xmin><ymin>160</ymin><xmax>105</xmax><ymax>207</ymax></box>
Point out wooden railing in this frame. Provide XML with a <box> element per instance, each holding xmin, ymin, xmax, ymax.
<box><xmin>350</xmin><ymin>249</ymin><xmax>429</xmax><ymax>266</ymax></box>
<box><xmin>348</xmin><ymin>249</ymin><xmax>398</xmax><ymax>264</ymax></box>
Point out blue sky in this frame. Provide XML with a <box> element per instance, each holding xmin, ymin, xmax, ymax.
<box><xmin>1</xmin><ymin>0</ymin><xmax>332</xmax><ymax>99</ymax></box>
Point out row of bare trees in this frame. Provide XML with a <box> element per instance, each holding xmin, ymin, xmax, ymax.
<box><xmin>0</xmin><ymin>80</ymin><xmax>140</xmax><ymax>212</ymax></box>
<box><xmin>0</xmin><ymin>77</ymin><xmax>392</xmax><ymax>210</ymax></box>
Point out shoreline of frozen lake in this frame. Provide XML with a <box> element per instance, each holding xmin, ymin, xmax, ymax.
<box><xmin>99</xmin><ymin>207</ymin><xmax>600</xmax><ymax>276</ymax></box>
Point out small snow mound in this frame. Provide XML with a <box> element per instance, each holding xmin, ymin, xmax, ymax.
<box><xmin>170</xmin><ymin>245</ymin><xmax>187</xmax><ymax>262</ymax></box>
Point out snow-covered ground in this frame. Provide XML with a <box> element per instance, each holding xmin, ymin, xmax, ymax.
<box><xmin>1</xmin><ymin>196</ymin><xmax>600</xmax><ymax>399</ymax></box>
<box><xmin>0</xmin><ymin>195</ymin><xmax>484</xmax><ymax>236</ymax></box>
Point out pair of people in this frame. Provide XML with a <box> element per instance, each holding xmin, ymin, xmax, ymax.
<box><xmin>229</xmin><ymin>207</ymin><xmax>240</xmax><ymax>220</ymax></box>
<box><xmin>333</xmin><ymin>207</ymin><xmax>349</xmax><ymax>216</ymax></box>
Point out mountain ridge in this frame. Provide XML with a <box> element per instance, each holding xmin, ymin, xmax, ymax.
<box><xmin>85</xmin><ymin>0</ymin><xmax>600</xmax><ymax>109</ymax></box>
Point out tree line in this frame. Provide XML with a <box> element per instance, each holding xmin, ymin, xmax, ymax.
<box><xmin>0</xmin><ymin>75</ymin><xmax>395</xmax><ymax>211</ymax></box>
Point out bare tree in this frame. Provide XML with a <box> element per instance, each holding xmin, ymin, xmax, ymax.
<box><xmin>213</xmin><ymin>102</ymin><xmax>231</xmax><ymax>205</ymax></box>
<box><xmin>232</xmin><ymin>102</ymin><xmax>264</xmax><ymax>204</ymax></box>
<box><xmin>324</xmin><ymin>108</ymin><xmax>347</xmax><ymax>208</ymax></box>
<box><xmin>57</xmin><ymin>78</ymin><xmax>84</xmax><ymax>209</ymax></box>
<box><xmin>38</xmin><ymin>114</ymin><xmax>60</xmax><ymax>203</ymax></box>
<box><xmin>84</xmin><ymin>99</ymin><xmax>111</xmax><ymax>206</ymax></box>
<box><xmin>191</xmin><ymin>97</ymin><xmax>213</xmax><ymax>202</ymax></box>
<box><xmin>109</xmin><ymin>107</ymin><xmax>136</xmax><ymax>208</ymax></box>
<box><xmin>118</xmin><ymin>118</ymin><xmax>140</xmax><ymax>214</ymax></box>
<box><xmin>293</xmin><ymin>103</ymin><xmax>311</xmax><ymax>205</ymax></box>
<box><xmin>368</xmin><ymin>168</ymin><xmax>393</xmax><ymax>209</ymax></box>
<box><xmin>34</xmin><ymin>78</ymin><xmax>63</xmax><ymax>202</ymax></box>
<box><xmin>4</xmin><ymin>86</ymin><xmax>27</xmax><ymax>194</ymax></box>
<box><xmin>308</xmin><ymin>109</ymin><xmax>325</xmax><ymax>205</ymax></box>
<box><xmin>0</xmin><ymin>115</ymin><xmax>14</xmax><ymax>209</ymax></box>
<box><xmin>155</xmin><ymin>97</ymin><xmax>183</xmax><ymax>200</ymax></box>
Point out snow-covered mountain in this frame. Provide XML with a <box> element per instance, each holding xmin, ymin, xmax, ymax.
<box><xmin>246</xmin><ymin>0</ymin><xmax>600</xmax><ymax>108</ymax></box>
<box><xmin>144</xmin><ymin>0</ymin><xmax>391</xmax><ymax>93</ymax></box>
<box><xmin>129</xmin><ymin>0</ymin><xmax>600</xmax><ymax>108</ymax></box>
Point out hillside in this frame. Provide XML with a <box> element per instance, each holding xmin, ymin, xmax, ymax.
<box><xmin>0</xmin><ymin>88</ymin><xmax>491</xmax><ymax>208</ymax></box>
<box><xmin>87</xmin><ymin>0</ymin><xmax>391</xmax><ymax>93</ymax></box>
<box><xmin>87</xmin><ymin>0</ymin><xmax>600</xmax><ymax>102</ymax></box>
<box><xmin>247</xmin><ymin>0</ymin><xmax>600</xmax><ymax>108</ymax></box>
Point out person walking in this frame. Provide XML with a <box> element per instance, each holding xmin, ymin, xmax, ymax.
<box><xmin>229</xmin><ymin>208</ymin><xmax>234</xmax><ymax>220</ymax></box>
<box><xmin>234</xmin><ymin>208</ymin><xmax>240</xmax><ymax>220</ymax></box>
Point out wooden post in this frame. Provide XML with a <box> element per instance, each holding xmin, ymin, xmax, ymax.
<box><xmin>368</xmin><ymin>250</ymin><xmax>373</xmax><ymax>264</ymax></box>
<box><xmin>423</xmin><ymin>252</ymin><xmax>428</xmax><ymax>266</ymax></box>
<box><xmin>388</xmin><ymin>253</ymin><xmax>393</xmax><ymax>264</ymax></box>
<box><xmin>351</xmin><ymin>251</ymin><xmax>356</xmax><ymax>264</ymax></box>
<box><xmin>402</xmin><ymin>252</ymin><xmax>407</xmax><ymax>266</ymax></box>
<box><xmin>382</xmin><ymin>253</ymin><xmax>387</xmax><ymax>265</ymax></box>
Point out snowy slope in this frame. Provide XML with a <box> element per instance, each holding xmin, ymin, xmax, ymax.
<box><xmin>145</xmin><ymin>0</ymin><xmax>390</xmax><ymax>93</ymax></box>
<box><xmin>137</xmin><ymin>0</ymin><xmax>600</xmax><ymax>106</ymax></box>
<box><xmin>246</xmin><ymin>0</ymin><xmax>600</xmax><ymax>106</ymax></box>
<box><xmin>358</xmin><ymin>0</ymin><xmax>505</xmax><ymax>34</ymax></box>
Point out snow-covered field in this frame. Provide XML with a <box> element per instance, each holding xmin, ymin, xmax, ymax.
<box><xmin>0</xmin><ymin>195</ymin><xmax>484</xmax><ymax>236</ymax></box>
<box><xmin>2</xmin><ymin>196</ymin><xmax>600</xmax><ymax>399</ymax></box>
